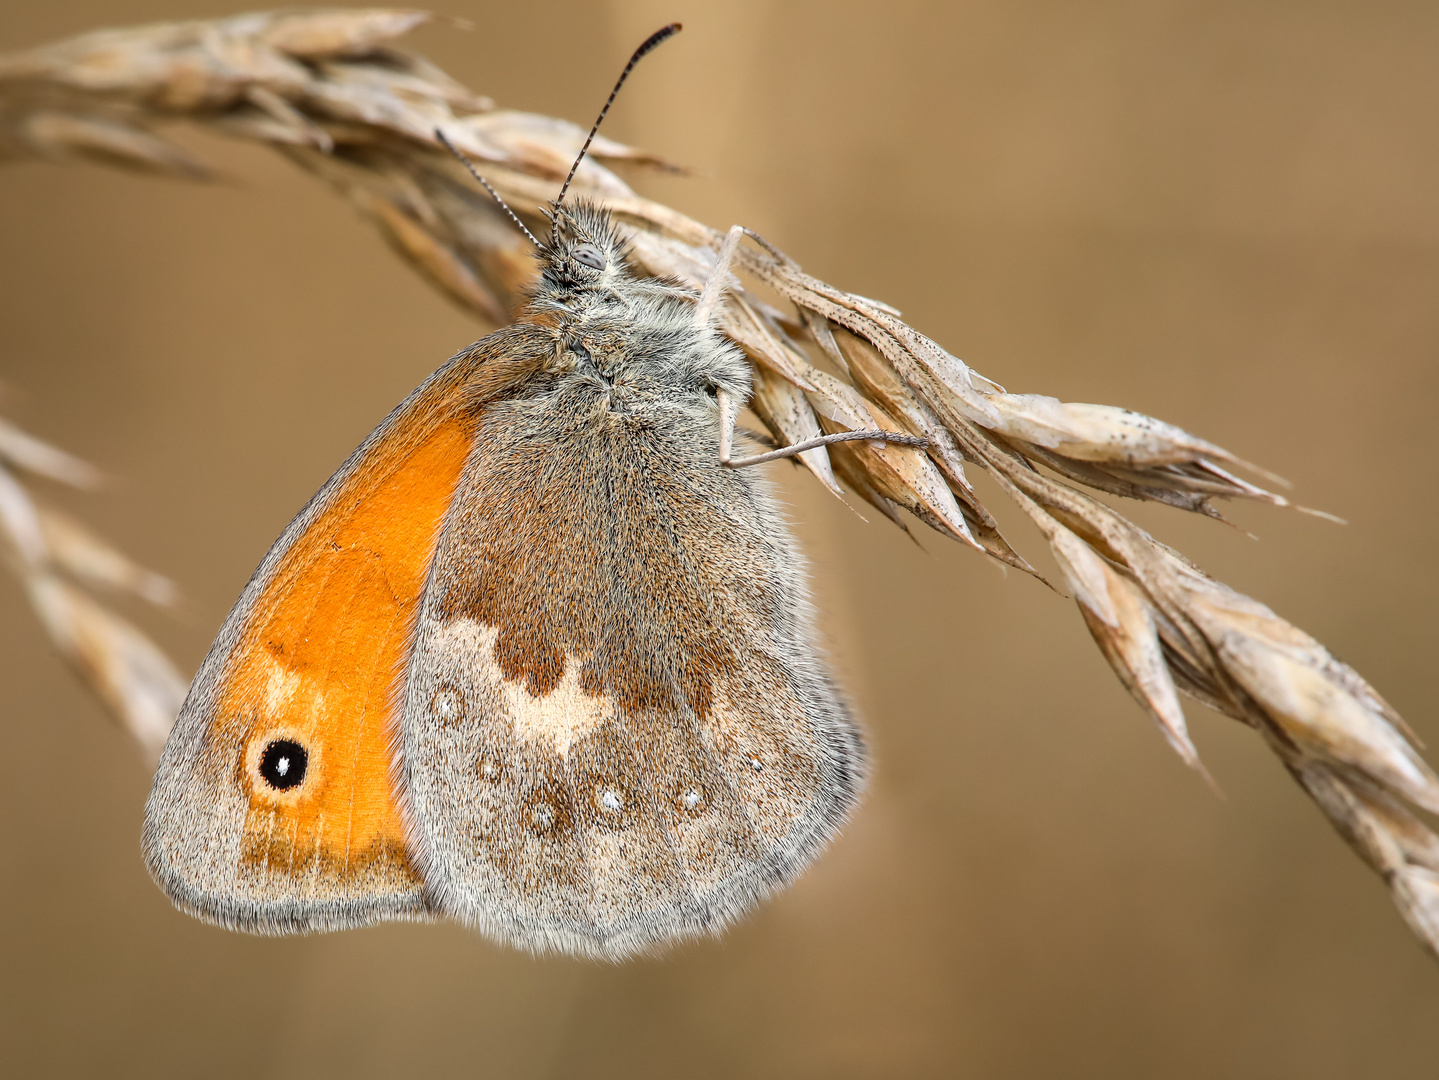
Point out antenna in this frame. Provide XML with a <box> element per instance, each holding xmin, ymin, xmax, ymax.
<box><xmin>434</xmin><ymin>128</ymin><xmax>543</xmax><ymax>249</ymax></box>
<box><xmin>551</xmin><ymin>22</ymin><xmax>682</xmax><ymax>246</ymax></box>
<box><xmin>431</xmin><ymin>128</ymin><xmax>543</xmax><ymax>248</ymax></box>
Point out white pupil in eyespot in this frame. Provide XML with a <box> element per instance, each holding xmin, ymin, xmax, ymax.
<box><xmin>260</xmin><ymin>739</ymin><xmax>308</xmax><ymax>790</ymax></box>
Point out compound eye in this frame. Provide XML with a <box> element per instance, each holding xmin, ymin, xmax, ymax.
<box><xmin>572</xmin><ymin>243</ymin><xmax>607</xmax><ymax>271</ymax></box>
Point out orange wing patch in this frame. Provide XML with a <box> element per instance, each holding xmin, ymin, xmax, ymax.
<box><xmin>217</xmin><ymin>419</ymin><xmax>474</xmax><ymax>895</ymax></box>
<box><xmin>143</xmin><ymin>330</ymin><xmax>553</xmax><ymax>927</ymax></box>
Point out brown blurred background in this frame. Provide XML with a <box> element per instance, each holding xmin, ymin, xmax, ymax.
<box><xmin>2</xmin><ymin>1</ymin><xmax>1438</xmax><ymax>1076</ymax></box>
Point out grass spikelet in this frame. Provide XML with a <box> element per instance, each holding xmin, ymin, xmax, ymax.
<box><xmin>1</xmin><ymin>9</ymin><xmax>1435</xmax><ymax>959</ymax></box>
<box><xmin>0</xmin><ymin>416</ymin><xmax>182</xmax><ymax>761</ymax></box>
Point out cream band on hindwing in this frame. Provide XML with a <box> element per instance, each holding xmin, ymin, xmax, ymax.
<box><xmin>427</xmin><ymin>621</ymin><xmax>617</xmax><ymax>759</ymax></box>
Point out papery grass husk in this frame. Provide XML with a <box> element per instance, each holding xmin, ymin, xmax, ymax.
<box><xmin>2</xmin><ymin>8</ymin><xmax>1436</xmax><ymax>959</ymax></box>
<box><xmin>0</xmin><ymin>427</ymin><xmax>182</xmax><ymax>761</ymax></box>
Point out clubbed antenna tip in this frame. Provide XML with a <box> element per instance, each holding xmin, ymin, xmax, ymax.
<box><xmin>551</xmin><ymin>22</ymin><xmax>682</xmax><ymax>246</ymax></box>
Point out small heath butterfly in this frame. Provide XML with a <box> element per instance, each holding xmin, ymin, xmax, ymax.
<box><xmin>143</xmin><ymin>25</ymin><xmax>921</xmax><ymax>958</ymax></box>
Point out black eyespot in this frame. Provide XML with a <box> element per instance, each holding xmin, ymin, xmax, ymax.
<box><xmin>259</xmin><ymin>740</ymin><xmax>308</xmax><ymax>791</ymax></box>
<box><xmin>571</xmin><ymin>243</ymin><xmax>606</xmax><ymax>271</ymax></box>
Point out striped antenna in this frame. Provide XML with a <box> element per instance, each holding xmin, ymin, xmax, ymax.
<box><xmin>435</xmin><ymin>128</ymin><xmax>543</xmax><ymax>249</ymax></box>
<box><xmin>551</xmin><ymin>22</ymin><xmax>682</xmax><ymax>246</ymax></box>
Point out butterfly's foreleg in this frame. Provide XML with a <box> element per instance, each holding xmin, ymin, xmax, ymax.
<box><xmin>695</xmin><ymin>224</ymin><xmax>745</xmax><ymax>328</ymax></box>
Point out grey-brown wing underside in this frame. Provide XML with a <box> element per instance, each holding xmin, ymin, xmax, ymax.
<box><xmin>398</xmin><ymin>401</ymin><xmax>865</xmax><ymax>958</ymax></box>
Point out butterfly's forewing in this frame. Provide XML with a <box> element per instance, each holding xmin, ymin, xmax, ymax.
<box><xmin>143</xmin><ymin>331</ymin><xmax>547</xmax><ymax>933</ymax></box>
<box><xmin>401</xmin><ymin>395</ymin><xmax>864</xmax><ymax>957</ymax></box>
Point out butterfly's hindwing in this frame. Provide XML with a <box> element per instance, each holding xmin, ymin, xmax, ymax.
<box><xmin>401</xmin><ymin>390</ymin><xmax>864</xmax><ymax>958</ymax></box>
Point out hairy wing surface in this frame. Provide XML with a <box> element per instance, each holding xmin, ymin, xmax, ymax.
<box><xmin>403</xmin><ymin>409</ymin><xmax>864</xmax><ymax>957</ymax></box>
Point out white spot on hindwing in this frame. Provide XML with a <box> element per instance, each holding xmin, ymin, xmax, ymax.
<box><xmin>432</xmin><ymin>685</ymin><xmax>463</xmax><ymax>722</ymax></box>
<box><xmin>600</xmin><ymin>789</ymin><xmax>622</xmax><ymax>812</ymax></box>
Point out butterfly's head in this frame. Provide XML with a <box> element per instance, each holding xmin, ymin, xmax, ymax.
<box><xmin>520</xmin><ymin>200</ymin><xmax>750</xmax><ymax>415</ymax></box>
<box><xmin>437</xmin><ymin>24</ymin><xmax>682</xmax><ymax>318</ymax></box>
<box><xmin>537</xmin><ymin>201</ymin><xmax>631</xmax><ymax>295</ymax></box>
<box><xmin>523</xmin><ymin>201</ymin><xmax>685</xmax><ymax>332</ymax></box>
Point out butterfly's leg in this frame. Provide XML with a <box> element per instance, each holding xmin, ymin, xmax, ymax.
<box><xmin>695</xmin><ymin>225</ymin><xmax>745</xmax><ymax>327</ymax></box>
<box><xmin>701</xmin><ymin>224</ymin><xmax>930</xmax><ymax>468</ymax></box>
<box><xmin>716</xmin><ymin>387</ymin><xmax>928</xmax><ymax>468</ymax></box>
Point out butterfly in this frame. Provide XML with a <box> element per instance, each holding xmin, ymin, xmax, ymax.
<box><xmin>142</xmin><ymin>24</ymin><xmax>922</xmax><ymax>959</ymax></box>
